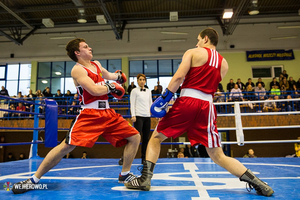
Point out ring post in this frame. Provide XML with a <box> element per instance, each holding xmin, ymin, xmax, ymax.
<box><xmin>234</xmin><ymin>102</ymin><xmax>244</xmax><ymax>146</ymax></box>
<box><xmin>31</xmin><ymin>99</ymin><xmax>41</xmax><ymax>159</ymax></box>
<box><xmin>45</xmin><ymin>99</ymin><xmax>58</xmax><ymax>148</ymax></box>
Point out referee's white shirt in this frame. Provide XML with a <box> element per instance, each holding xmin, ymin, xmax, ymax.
<box><xmin>130</xmin><ymin>87</ymin><xmax>153</xmax><ymax>117</ymax></box>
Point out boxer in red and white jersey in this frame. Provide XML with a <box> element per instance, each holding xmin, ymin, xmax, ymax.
<box><xmin>126</xmin><ymin>28</ymin><xmax>274</xmax><ymax>197</ymax></box>
<box><xmin>12</xmin><ymin>38</ymin><xmax>140</xmax><ymax>194</ymax></box>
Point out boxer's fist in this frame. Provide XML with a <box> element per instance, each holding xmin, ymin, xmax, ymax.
<box><xmin>150</xmin><ymin>88</ymin><xmax>173</xmax><ymax>118</ymax></box>
<box><xmin>105</xmin><ymin>82</ymin><xmax>125</xmax><ymax>100</ymax></box>
<box><xmin>115</xmin><ymin>70</ymin><xmax>127</xmax><ymax>84</ymax></box>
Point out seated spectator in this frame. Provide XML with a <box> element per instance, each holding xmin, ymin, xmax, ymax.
<box><xmin>68</xmin><ymin>101</ymin><xmax>80</xmax><ymax>115</ymax></box>
<box><xmin>270</xmin><ymin>85</ymin><xmax>281</xmax><ymax>96</ymax></box>
<box><xmin>255</xmin><ymin>78</ymin><xmax>265</xmax><ymax>88</ymax></box>
<box><xmin>3</xmin><ymin>103</ymin><xmax>16</xmax><ymax>118</ymax></box>
<box><xmin>243</xmin><ymin>149</ymin><xmax>257</xmax><ymax>158</ymax></box>
<box><xmin>269</xmin><ymin>77</ymin><xmax>280</xmax><ymax>91</ymax></box>
<box><xmin>273</xmin><ymin>95</ymin><xmax>283</xmax><ymax>112</ymax></box>
<box><xmin>16</xmin><ymin>102</ymin><xmax>26</xmax><ymax>117</ymax></box>
<box><xmin>296</xmin><ymin>78</ymin><xmax>300</xmax><ymax>90</ymax></box>
<box><xmin>280</xmin><ymin>78</ymin><xmax>289</xmax><ymax>97</ymax></box>
<box><xmin>229</xmin><ymin>84</ymin><xmax>243</xmax><ymax>101</ymax></box>
<box><xmin>254</xmin><ymin>83</ymin><xmax>266</xmax><ymax>100</ymax></box>
<box><xmin>214</xmin><ymin>89</ymin><xmax>225</xmax><ymax>102</ymax></box>
<box><xmin>54</xmin><ymin>89</ymin><xmax>64</xmax><ymax>105</ymax></box>
<box><xmin>19</xmin><ymin>153</ymin><xmax>25</xmax><ymax>160</ymax></box>
<box><xmin>64</xmin><ymin>90</ymin><xmax>73</xmax><ymax>104</ymax></box>
<box><xmin>81</xmin><ymin>151</ymin><xmax>89</xmax><ymax>159</ymax></box>
<box><xmin>288</xmin><ymin>77</ymin><xmax>296</xmax><ymax>88</ymax></box>
<box><xmin>16</xmin><ymin>91</ymin><xmax>23</xmax><ymax>99</ymax></box>
<box><xmin>7</xmin><ymin>153</ymin><xmax>15</xmax><ymax>162</ymax></box>
<box><xmin>177</xmin><ymin>152</ymin><xmax>185</xmax><ymax>158</ymax></box>
<box><xmin>127</xmin><ymin>81</ymin><xmax>136</xmax><ymax>95</ymax></box>
<box><xmin>226</xmin><ymin>79</ymin><xmax>235</xmax><ymax>92</ymax></box>
<box><xmin>218</xmin><ymin>82</ymin><xmax>224</xmax><ymax>92</ymax></box>
<box><xmin>284</xmin><ymin>95</ymin><xmax>295</xmax><ymax>111</ymax></box>
<box><xmin>35</xmin><ymin>89</ymin><xmax>43</xmax><ymax>97</ymax></box>
<box><xmin>245</xmin><ymin>84</ymin><xmax>254</xmax><ymax>100</ymax></box>
<box><xmin>245</xmin><ymin>78</ymin><xmax>255</xmax><ymax>89</ymax></box>
<box><xmin>263</xmin><ymin>96</ymin><xmax>275</xmax><ymax>112</ymax></box>
<box><xmin>73</xmin><ymin>93</ymin><xmax>80</xmax><ymax>105</ymax></box>
<box><xmin>184</xmin><ymin>145</ymin><xmax>199</xmax><ymax>158</ymax></box>
<box><xmin>27</xmin><ymin>89</ymin><xmax>37</xmax><ymax>101</ymax></box>
<box><xmin>236</xmin><ymin>78</ymin><xmax>245</xmax><ymax>91</ymax></box>
<box><xmin>291</xmin><ymin>85</ymin><xmax>299</xmax><ymax>98</ymax></box>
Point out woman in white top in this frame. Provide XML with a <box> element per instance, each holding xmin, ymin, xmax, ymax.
<box><xmin>130</xmin><ymin>74</ymin><xmax>153</xmax><ymax>164</ymax></box>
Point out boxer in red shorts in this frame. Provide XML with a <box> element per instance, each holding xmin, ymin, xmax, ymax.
<box><xmin>125</xmin><ymin>28</ymin><xmax>274</xmax><ymax>197</ymax></box>
<box><xmin>12</xmin><ymin>38</ymin><xmax>140</xmax><ymax>194</ymax></box>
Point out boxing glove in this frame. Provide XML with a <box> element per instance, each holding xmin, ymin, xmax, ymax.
<box><xmin>105</xmin><ymin>82</ymin><xmax>125</xmax><ymax>100</ymax></box>
<box><xmin>150</xmin><ymin>88</ymin><xmax>174</xmax><ymax>118</ymax></box>
<box><xmin>115</xmin><ymin>70</ymin><xmax>127</xmax><ymax>84</ymax></box>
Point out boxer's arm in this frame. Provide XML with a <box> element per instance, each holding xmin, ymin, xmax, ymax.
<box><xmin>221</xmin><ymin>58</ymin><xmax>229</xmax><ymax>80</ymax></box>
<box><xmin>167</xmin><ymin>49</ymin><xmax>192</xmax><ymax>93</ymax></box>
<box><xmin>94</xmin><ymin>61</ymin><xmax>119</xmax><ymax>81</ymax></box>
<box><xmin>71</xmin><ymin>65</ymin><xmax>108</xmax><ymax>96</ymax></box>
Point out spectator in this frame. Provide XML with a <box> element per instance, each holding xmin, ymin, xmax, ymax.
<box><xmin>273</xmin><ymin>95</ymin><xmax>282</xmax><ymax>112</ymax></box>
<box><xmin>236</xmin><ymin>78</ymin><xmax>245</xmax><ymax>91</ymax></box>
<box><xmin>0</xmin><ymin>86</ymin><xmax>9</xmax><ymax>96</ymax></box>
<box><xmin>282</xmin><ymin>70</ymin><xmax>288</xmax><ymax>79</ymax></box>
<box><xmin>184</xmin><ymin>145</ymin><xmax>199</xmax><ymax>158</ymax></box>
<box><xmin>156</xmin><ymin>81</ymin><xmax>163</xmax><ymax>94</ymax></box>
<box><xmin>0</xmin><ymin>136</ymin><xmax>5</xmax><ymax>162</ymax></box>
<box><xmin>16</xmin><ymin>102</ymin><xmax>26</xmax><ymax>117</ymax></box>
<box><xmin>151</xmin><ymin>86</ymin><xmax>160</xmax><ymax>100</ymax></box>
<box><xmin>288</xmin><ymin>77</ymin><xmax>296</xmax><ymax>88</ymax></box>
<box><xmin>7</xmin><ymin>153</ymin><xmax>15</xmax><ymax>162</ymax></box>
<box><xmin>226</xmin><ymin>79</ymin><xmax>235</xmax><ymax>92</ymax></box>
<box><xmin>214</xmin><ymin>88</ymin><xmax>225</xmax><ymax>102</ymax></box>
<box><xmin>245</xmin><ymin>78</ymin><xmax>255</xmax><ymax>89</ymax></box>
<box><xmin>63</xmin><ymin>153</ymin><xmax>73</xmax><ymax>159</ymax></box>
<box><xmin>177</xmin><ymin>152</ymin><xmax>185</xmax><ymax>158</ymax></box>
<box><xmin>127</xmin><ymin>81</ymin><xmax>136</xmax><ymax>95</ymax></box>
<box><xmin>64</xmin><ymin>90</ymin><xmax>73</xmax><ymax>105</ymax></box>
<box><xmin>280</xmin><ymin>78</ymin><xmax>289</xmax><ymax>96</ymax></box>
<box><xmin>243</xmin><ymin>149</ymin><xmax>257</xmax><ymax>158</ymax></box>
<box><xmin>65</xmin><ymin>90</ymin><xmax>73</xmax><ymax>97</ymax></box>
<box><xmin>254</xmin><ymin>83</ymin><xmax>266</xmax><ymax>100</ymax></box>
<box><xmin>263</xmin><ymin>96</ymin><xmax>275</xmax><ymax>112</ymax></box>
<box><xmin>43</xmin><ymin>87</ymin><xmax>52</xmax><ymax>98</ymax></box>
<box><xmin>285</xmin><ymin>95</ymin><xmax>295</xmax><ymax>111</ymax></box>
<box><xmin>81</xmin><ymin>151</ymin><xmax>89</xmax><ymax>159</ymax></box>
<box><xmin>19</xmin><ymin>153</ymin><xmax>25</xmax><ymax>160</ymax></box>
<box><xmin>279</xmin><ymin>73</ymin><xmax>284</xmax><ymax>83</ymax></box>
<box><xmin>245</xmin><ymin>84</ymin><xmax>254</xmax><ymax>100</ymax></box>
<box><xmin>27</xmin><ymin>89</ymin><xmax>37</xmax><ymax>101</ymax></box>
<box><xmin>217</xmin><ymin>82</ymin><xmax>224</xmax><ymax>92</ymax></box>
<box><xmin>255</xmin><ymin>78</ymin><xmax>265</xmax><ymax>88</ymax></box>
<box><xmin>291</xmin><ymin>85</ymin><xmax>299</xmax><ymax>98</ymax></box>
<box><xmin>54</xmin><ymin>89</ymin><xmax>64</xmax><ymax>105</ymax></box>
<box><xmin>269</xmin><ymin>77</ymin><xmax>280</xmax><ymax>90</ymax></box>
<box><xmin>3</xmin><ymin>103</ymin><xmax>16</xmax><ymax>118</ymax></box>
<box><xmin>296</xmin><ymin>78</ymin><xmax>300</xmax><ymax>90</ymax></box>
<box><xmin>121</xmin><ymin>83</ymin><xmax>127</xmax><ymax>95</ymax></box>
<box><xmin>229</xmin><ymin>84</ymin><xmax>243</xmax><ymax>101</ymax></box>
<box><xmin>68</xmin><ymin>101</ymin><xmax>80</xmax><ymax>115</ymax></box>
<box><xmin>270</xmin><ymin>85</ymin><xmax>281</xmax><ymax>97</ymax></box>
<box><xmin>16</xmin><ymin>91</ymin><xmax>23</xmax><ymax>99</ymax></box>
<box><xmin>35</xmin><ymin>89</ymin><xmax>43</xmax><ymax>97</ymax></box>
<box><xmin>295</xmin><ymin>137</ymin><xmax>300</xmax><ymax>158</ymax></box>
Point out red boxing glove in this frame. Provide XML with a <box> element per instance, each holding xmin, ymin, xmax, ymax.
<box><xmin>115</xmin><ymin>70</ymin><xmax>127</xmax><ymax>84</ymax></box>
<box><xmin>105</xmin><ymin>82</ymin><xmax>125</xmax><ymax>100</ymax></box>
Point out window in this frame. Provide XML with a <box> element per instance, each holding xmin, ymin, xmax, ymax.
<box><xmin>130</xmin><ymin>61</ymin><xmax>143</xmax><ymax>77</ymax></box>
<box><xmin>0</xmin><ymin>65</ymin><xmax>5</xmax><ymax>79</ymax></box>
<box><xmin>159</xmin><ymin>60</ymin><xmax>172</xmax><ymax>76</ymax></box>
<box><xmin>251</xmin><ymin>65</ymin><xmax>283</xmax><ymax>78</ymax></box>
<box><xmin>38</xmin><ymin>62</ymin><xmax>51</xmax><ymax>78</ymax></box>
<box><xmin>144</xmin><ymin>60</ymin><xmax>157</xmax><ymax>76</ymax></box>
<box><xmin>108</xmin><ymin>59</ymin><xmax>121</xmax><ymax>72</ymax></box>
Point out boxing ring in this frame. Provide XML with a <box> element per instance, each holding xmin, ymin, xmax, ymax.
<box><xmin>0</xmin><ymin>95</ymin><xmax>300</xmax><ymax>199</ymax></box>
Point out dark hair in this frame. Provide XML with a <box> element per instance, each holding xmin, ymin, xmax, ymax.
<box><xmin>137</xmin><ymin>73</ymin><xmax>146</xmax><ymax>80</ymax></box>
<box><xmin>199</xmin><ymin>28</ymin><xmax>219</xmax><ymax>46</ymax></box>
<box><xmin>65</xmin><ymin>38</ymin><xmax>86</xmax><ymax>62</ymax></box>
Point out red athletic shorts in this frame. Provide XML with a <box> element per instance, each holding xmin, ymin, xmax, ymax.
<box><xmin>66</xmin><ymin>108</ymin><xmax>139</xmax><ymax>148</ymax></box>
<box><xmin>157</xmin><ymin>97</ymin><xmax>221</xmax><ymax>148</ymax></box>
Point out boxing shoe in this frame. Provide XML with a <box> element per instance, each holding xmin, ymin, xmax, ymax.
<box><xmin>118</xmin><ymin>173</ymin><xmax>137</xmax><ymax>183</ymax></box>
<box><xmin>124</xmin><ymin>160</ymin><xmax>155</xmax><ymax>191</ymax></box>
<box><xmin>240</xmin><ymin>169</ymin><xmax>274</xmax><ymax>197</ymax></box>
<box><xmin>12</xmin><ymin>178</ymin><xmax>36</xmax><ymax>194</ymax></box>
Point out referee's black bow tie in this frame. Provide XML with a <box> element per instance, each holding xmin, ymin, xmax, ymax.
<box><xmin>140</xmin><ymin>89</ymin><xmax>146</xmax><ymax>91</ymax></box>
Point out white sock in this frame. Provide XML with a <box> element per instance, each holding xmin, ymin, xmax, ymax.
<box><xmin>31</xmin><ymin>175</ymin><xmax>40</xmax><ymax>183</ymax></box>
<box><xmin>121</xmin><ymin>171</ymin><xmax>130</xmax><ymax>176</ymax></box>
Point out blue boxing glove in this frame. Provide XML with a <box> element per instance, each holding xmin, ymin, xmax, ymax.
<box><xmin>150</xmin><ymin>88</ymin><xmax>174</xmax><ymax>118</ymax></box>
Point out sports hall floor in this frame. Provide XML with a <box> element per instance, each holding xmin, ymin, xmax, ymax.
<box><xmin>0</xmin><ymin>157</ymin><xmax>299</xmax><ymax>200</ymax></box>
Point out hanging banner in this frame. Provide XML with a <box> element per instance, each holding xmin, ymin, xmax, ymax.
<box><xmin>246</xmin><ymin>49</ymin><xmax>294</xmax><ymax>61</ymax></box>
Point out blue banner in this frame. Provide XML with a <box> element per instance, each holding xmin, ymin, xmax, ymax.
<box><xmin>246</xmin><ymin>49</ymin><xmax>294</xmax><ymax>61</ymax></box>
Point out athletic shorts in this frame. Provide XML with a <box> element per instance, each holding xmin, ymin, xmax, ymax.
<box><xmin>66</xmin><ymin>108</ymin><xmax>139</xmax><ymax>148</ymax></box>
<box><xmin>157</xmin><ymin>96</ymin><xmax>221</xmax><ymax>148</ymax></box>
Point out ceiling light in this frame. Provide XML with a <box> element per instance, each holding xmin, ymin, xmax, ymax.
<box><xmin>57</xmin><ymin>44</ymin><xmax>66</xmax><ymax>48</ymax></box>
<box><xmin>96</xmin><ymin>15</ymin><xmax>107</xmax><ymax>24</ymax></box>
<box><xmin>42</xmin><ymin>18</ymin><xmax>54</xmax><ymax>28</ymax></box>
<box><xmin>249</xmin><ymin>0</ymin><xmax>259</xmax><ymax>15</ymax></box>
<box><xmin>223</xmin><ymin>9</ymin><xmax>233</xmax><ymax>19</ymax></box>
<box><xmin>50</xmin><ymin>36</ymin><xmax>76</xmax><ymax>40</ymax></box>
<box><xmin>270</xmin><ymin>36</ymin><xmax>298</xmax><ymax>40</ymax></box>
<box><xmin>55</xmin><ymin>72</ymin><xmax>62</xmax><ymax>75</ymax></box>
<box><xmin>277</xmin><ymin>25</ymin><xmax>300</xmax><ymax>29</ymax></box>
<box><xmin>161</xmin><ymin>39</ymin><xmax>186</xmax><ymax>42</ymax></box>
<box><xmin>41</xmin><ymin>80</ymin><xmax>48</xmax><ymax>84</ymax></box>
<box><xmin>160</xmin><ymin>31</ymin><xmax>188</xmax><ymax>35</ymax></box>
<box><xmin>169</xmin><ymin>11</ymin><xmax>178</xmax><ymax>21</ymax></box>
<box><xmin>77</xmin><ymin>8</ymin><xmax>87</xmax><ymax>23</ymax></box>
